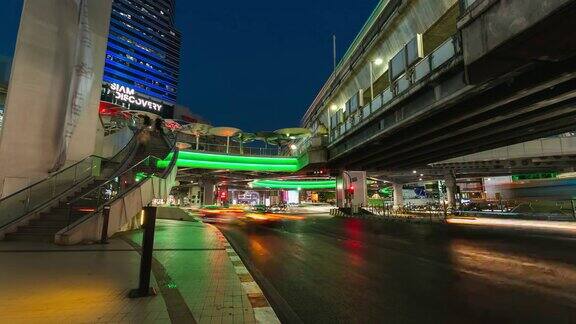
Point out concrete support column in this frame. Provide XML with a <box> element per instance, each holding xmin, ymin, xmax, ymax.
<box><xmin>445</xmin><ymin>171</ymin><xmax>457</xmax><ymax>209</ymax></box>
<box><xmin>392</xmin><ymin>183</ymin><xmax>404</xmax><ymax>210</ymax></box>
<box><xmin>336</xmin><ymin>176</ymin><xmax>345</xmax><ymax>208</ymax></box>
<box><xmin>188</xmin><ymin>185</ymin><xmax>201</xmax><ymax>206</ymax></box>
<box><xmin>201</xmin><ymin>180</ymin><xmax>216</xmax><ymax>206</ymax></box>
<box><xmin>0</xmin><ymin>0</ymin><xmax>112</xmax><ymax>197</ymax></box>
<box><xmin>336</xmin><ymin>171</ymin><xmax>367</xmax><ymax>211</ymax></box>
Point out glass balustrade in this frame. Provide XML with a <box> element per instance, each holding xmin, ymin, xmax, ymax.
<box><xmin>0</xmin><ymin>131</ymin><xmax>137</xmax><ymax>230</ymax></box>
<box><xmin>0</xmin><ymin>156</ymin><xmax>98</xmax><ymax>229</ymax></box>
<box><xmin>431</xmin><ymin>38</ymin><xmax>456</xmax><ymax>70</ymax></box>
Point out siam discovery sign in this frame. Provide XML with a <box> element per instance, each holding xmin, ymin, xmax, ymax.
<box><xmin>109</xmin><ymin>83</ymin><xmax>163</xmax><ymax>112</ymax></box>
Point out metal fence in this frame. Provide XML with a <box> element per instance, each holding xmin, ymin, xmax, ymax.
<box><xmin>364</xmin><ymin>198</ymin><xmax>576</xmax><ymax>222</ymax></box>
<box><xmin>175</xmin><ymin>133</ymin><xmax>307</xmax><ymax>157</ymax></box>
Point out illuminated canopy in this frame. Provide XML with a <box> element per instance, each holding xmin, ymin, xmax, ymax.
<box><xmin>156</xmin><ymin>151</ymin><xmax>308</xmax><ymax>172</ymax></box>
<box><xmin>250</xmin><ymin>179</ymin><xmax>336</xmax><ymax>189</ymax></box>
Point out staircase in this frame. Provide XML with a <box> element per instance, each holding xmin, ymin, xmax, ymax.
<box><xmin>132</xmin><ymin>130</ymin><xmax>172</xmax><ymax>175</ymax></box>
<box><xmin>4</xmin><ymin>131</ymin><xmax>174</xmax><ymax>242</ymax></box>
<box><xmin>4</xmin><ymin>179</ymin><xmax>105</xmax><ymax>242</ymax></box>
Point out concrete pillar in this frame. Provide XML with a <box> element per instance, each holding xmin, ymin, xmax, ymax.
<box><xmin>393</xmin><ymin>183</ymin><xmax>404</xmax><ymax>210</ymax></box>
<box><xmin>201</xmin><ymin>180</ymin><xmax>216</xmax><ymax>206</ymax></box>
<box><xmin>0</xmin><ymin>0</ymin><xmax>112</xmax><ymax>197</ymax></box>
<box><xmin>336</xmin><ymin>176</ymin><xmax>345</xmax><ymax>208</ymax></box>
<box><xmin>445</xmin><ymin>171</ymin><xmax>457</xmax><ymax>209</ymax></box>
<box><xmin>336</xmin><ymin>171</ymin><xmax>367</xmax><ymax>211</ymax></box>
<box><xmin>188</xmin><ymin>185</ymin><xmax>201</xmax><ymax>206</ymax></box>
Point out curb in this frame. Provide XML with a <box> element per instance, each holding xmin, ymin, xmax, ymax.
<box><xmin>210</xmin><ymin>225</ymin><xmax>281</xmax><ymax>324</ymax></box>
<box><xmin>331</xmin><ymin>208</ymin><xmax>447</xmax><ymax>223</ymax></box>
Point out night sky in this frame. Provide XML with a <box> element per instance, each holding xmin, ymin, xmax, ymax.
<box><xmin>0</xmin><ymin>1</ymin><xmax>22</xmax><ymax>60</ymax></box>
<box><xmin>0</xmin><ymin>0</ymin><xmax>379</xmax><ymax>132</ymax></box>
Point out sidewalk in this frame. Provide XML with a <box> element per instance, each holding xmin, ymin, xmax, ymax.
<box><xmin>0</xmin><ymin>218</ymin><xmax>276</xmax><ymax>323</ymax></box>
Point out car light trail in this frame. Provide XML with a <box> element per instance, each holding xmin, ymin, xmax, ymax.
<box><xmin>447</xmin><ymin>217</ymin><xmax>576</xmax><ymax>233</ymax></box>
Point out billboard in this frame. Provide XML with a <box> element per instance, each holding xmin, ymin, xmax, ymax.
<box><xmin>101</xmin><ymin>82</ymin><xmax>173</xmax><ymax>118</ymax></box>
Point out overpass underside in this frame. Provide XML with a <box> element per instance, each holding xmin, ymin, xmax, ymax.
<box><xmin>329</xmin><ymin>0</ymin><xmax>576</xmax><ymax>172</ymax></box>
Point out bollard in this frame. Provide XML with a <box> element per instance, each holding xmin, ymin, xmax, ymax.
<box><xmin>129</xmin><ymin>206</ymin><xmax>157</xmax><ymax>298</ymax></box>
<box><xmin>100</xmin><ymin>205</ymin><xmax>111</xmax><ymax>244</ymax></box>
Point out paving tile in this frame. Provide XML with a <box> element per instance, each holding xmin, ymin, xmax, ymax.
<box><xmin>0</xmin><ymin>219</ymin><xmax>264</xmax><ymax>324</ymax></box>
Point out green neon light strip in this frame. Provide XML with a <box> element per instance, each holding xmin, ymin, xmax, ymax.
<box><xmin>174</xmin><ymin>151</ymin><xmax>300</xmax><ymax>165</ymax></box>
<box><xmin>157</xmin><ymin>151</ymin><xmax>309</xmax><ymax>172</ymax></box>
<box><xmin>158</xmin><ymin>159</ymin><xmax>300</xmax><ymax>172</ymax></box>
<box><xmin>255</xmin><ymin>180</ymin><xmax>335</xmax><ymax>185</ymax></box>
<box><xmin>252</xmin><ymin>179</ymin><xmax>336</xmax><ymax>189</ymax></box>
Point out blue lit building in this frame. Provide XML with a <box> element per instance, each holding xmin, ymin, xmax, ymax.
<box><xmin>100</xmin><ymin>0</ymin><xmax>181</xmax><ymax>118</ymax></box>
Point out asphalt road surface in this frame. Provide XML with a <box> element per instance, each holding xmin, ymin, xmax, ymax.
<box><xmin>216</xmin><ymin>215</ymin><xmax>576</xmax><ymax>323</ymax></box>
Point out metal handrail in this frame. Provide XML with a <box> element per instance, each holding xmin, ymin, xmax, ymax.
<box><xmin>60</xmin><ymin>160</ymin><xmax>155</xmax><ymax>233</ymax></box>
<box><xmin>0</xmin><ymin>129</ymin><xmax>139</xmax><ymax>230</ymax></box>
<box><xmin>175</xmin><ymin>139</ymin><xmax>298</xmax><ymax>157</ymax></box>
<box><xmin>0</xmin><ymin>128</ymin><xmax>138</xmax><ymax>203</ymax></box>
<box><xmin>62</xmin><ymin>131</ymin><xmax>180</xmax><ymax>232</ymax></box>
<box><xmin>0</xmin><ymin>157</ymin><xmax>94</xmax><ymax>202</ymax></box>
<box><xmin>64</xmin><ymin>128</ymin><xmax>176</xmax><ymax>211</ymax></box>
<box><xmin>66</xmin><ymin>156</ymin><xmax>161</xmax><ymax>207</ymax></box>
<box><xmin>190</xmin><ymin>143</ymin><xmax>289</xmax><ymax>156</ymax></box>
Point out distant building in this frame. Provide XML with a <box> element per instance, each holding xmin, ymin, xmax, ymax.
<box><xmin>100</xmin><ymin>0</ymin><xmax>181</xmax><ymax>118</ymax></box>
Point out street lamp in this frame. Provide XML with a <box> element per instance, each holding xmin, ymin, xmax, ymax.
<box><xmin>370</xmin><ymin>58</ymin><xmax>384</xmax><ymax>101</ymax></box>
<box><xmin>328</xmin><ymin>104</ymin><xmax>341</xmax><ymax>143</ymax></box>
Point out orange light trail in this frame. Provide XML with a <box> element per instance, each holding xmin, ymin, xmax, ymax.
<box><xmin>447</xmin><ymin>217</ymin><xmax>576</xmax><ymax>233</ymax></box>
<box><xmin>245</xmin><ymin>213</ymin><xmax>305</xmax><ymax>221</ymax></box>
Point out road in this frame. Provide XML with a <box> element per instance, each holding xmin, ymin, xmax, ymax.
<box><xmin>216</xmin><ymin>214</ymin><xmax>576</xmax><ymax>323</ymax></box>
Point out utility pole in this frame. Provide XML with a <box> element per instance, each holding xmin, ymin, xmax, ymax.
<box><xmin>332</xmin><ymin>34</ymin><xmax>337</xmax><ymax>71</ymax></box>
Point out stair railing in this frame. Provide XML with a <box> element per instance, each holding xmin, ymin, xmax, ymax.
<box><xmin>0</xmin><ymin>129</ymin><xmax>139</xmax><ymax>230</ymax></box>
<box><xmin>63</xmin><ymin>155</ymin><xmax>162</xmax><ymax>229</ymax></box>
<box><xmin>62</xmin><ymin>148</ymin><xmax>180</xmax><ymax>233</ymax></box>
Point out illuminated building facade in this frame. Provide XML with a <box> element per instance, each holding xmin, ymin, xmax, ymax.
<box><xmin>100</xmin><ymin>0</ymin><xmax>180</xmax><ymax>118</ymax></box>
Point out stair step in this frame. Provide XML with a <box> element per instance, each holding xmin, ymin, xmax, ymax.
<box><xmin>1</xmin><ymin>153</ymin><xmax>156</xmax><ymax>242</ymax></box>
<box><xmin>21</xmin><ymin>224</ymin><xmax>63</xmax><ymax>230</ymax></box>
<box><xmin>38</xmin><ymin>212</ymin><xmax>88</xmax><ymax>221</ymax></box>
<box><xmin>43</xmin><ymin>207</ymin><xmax>70</xmax><ymax>215</ymax></box>
<box><xmin>17</xmin><ymin>226</ymin><xmax>61</xmax><ymax>234</ymax></box>
<box><xmin>4</xmin><ymin>232</ymin><xmax>54</xmax><ymax>242</ymax></box>
<box><xmin>29</xmin><ymin>219</ymin><xmax>68</xmax><ymax>226</ymax></box>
